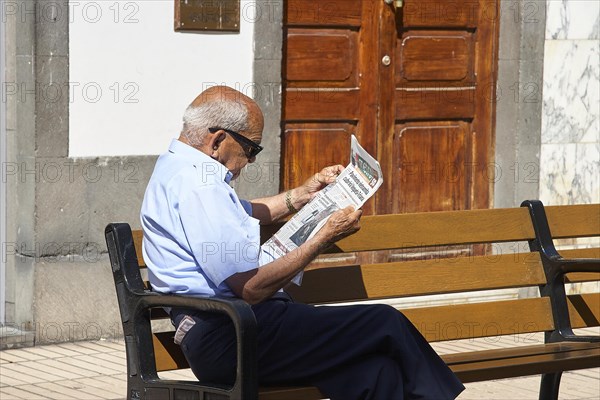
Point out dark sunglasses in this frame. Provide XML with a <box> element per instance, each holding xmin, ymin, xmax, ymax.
<box><xmin>209</xmin><ymin>127</ymin><xmax>263</xmax><ymax>158</ymax></box>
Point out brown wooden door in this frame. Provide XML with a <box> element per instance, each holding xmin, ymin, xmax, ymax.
<box><xmin>282</xmin><ymin>0</ymin><xmax>499</xmax><ymax>215</ymax></box>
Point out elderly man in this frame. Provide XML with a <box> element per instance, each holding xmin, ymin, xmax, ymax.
<box><xmin>141</xmin><ymin>86</ymin><xmax>464</xmax><ymax>399</ymax></box>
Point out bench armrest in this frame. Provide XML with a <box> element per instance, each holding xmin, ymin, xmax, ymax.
<box><xmin>549</xmin><ymin>257</ymin><xmax>600</xmax><ymax>343</ymax></box>
<box><xmin>522</xmin><ymin>200</ymin><xmax>600</xmax><ymax>344</ymax></box>
<box><xmin>139</xmin><ymin>291</ymin><xmax>255</xmax><ymax>320</ymax></box>
<box><xmin>133</xmin><ymin>291</ymin><xmax>258</xmax><ymax>398</ymax></box>
<box><xmin>555</xmin><ymin>257</ymin><xmax>600</xmax><ymax>274</ymax></box>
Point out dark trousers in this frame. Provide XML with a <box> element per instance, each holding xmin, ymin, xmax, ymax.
<box><xmin>172</xmin><ymin>298</ymin><xmax>465</xmax><ymax>400</ymax></box>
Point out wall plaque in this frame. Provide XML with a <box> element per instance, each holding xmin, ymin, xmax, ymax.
<box><xmin>175</xmin><ymin>0</ymin><xmax>240</xmax><ymax>32</ymax></box>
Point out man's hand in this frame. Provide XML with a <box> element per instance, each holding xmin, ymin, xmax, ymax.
<box><xmin>316</xmin><ymin>206</ymin><xmax>362</xmax><ymax>245</ymax></box>
<box><xmin>299</xmin><ymin>165</ymin><xmax>344</xmax><ymax>202</ymax></box>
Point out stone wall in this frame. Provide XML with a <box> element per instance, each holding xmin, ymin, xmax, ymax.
<box><xmin>540</xmin><ymin>0</ymin><xmax>599</xmax><ymax>206</ymax></box>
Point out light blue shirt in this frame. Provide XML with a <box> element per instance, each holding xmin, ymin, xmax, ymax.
<box><xmin>141</xmin><ymin>139</ymin><xmax>263</xmax><ymax>297</ymax></box>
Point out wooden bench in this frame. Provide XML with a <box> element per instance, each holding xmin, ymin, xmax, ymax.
<box><xmin>105</xmin><ymin>200</ymin><xmax>600</xmax><ymax>400</ymax></box>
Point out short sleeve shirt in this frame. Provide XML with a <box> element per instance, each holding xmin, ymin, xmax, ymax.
<box><xmin>141</xmin><ymin>139</ymin><xmax>262</xmax><ymax>297</ymax></box>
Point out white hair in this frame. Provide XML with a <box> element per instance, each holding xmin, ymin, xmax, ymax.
<box><xmin>181</xmin><ymin>99</ymin><xmax>250</xmax><ymax>146</ymax></box>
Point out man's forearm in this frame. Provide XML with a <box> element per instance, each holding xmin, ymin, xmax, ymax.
<box><xmin>250</xmin><ymin>188</ymin><xmax>309</xmax><ymax>224</ymax></box>
<box><xmin>226</xmin><ymin>233</ymin><xmax>327</xmax><ymax>304</ymax></box>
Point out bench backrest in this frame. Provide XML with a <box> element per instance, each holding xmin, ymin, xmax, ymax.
<box><xmin>131</xmin><ymin>203</ymin><xmax>600</xmax><ymax>371</ymax></box>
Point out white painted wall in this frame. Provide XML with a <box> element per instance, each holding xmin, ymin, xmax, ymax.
<box><xmin>69</xmin><ymin>1</ymin><xmax>256</xmax><ymax>157</ymax></box>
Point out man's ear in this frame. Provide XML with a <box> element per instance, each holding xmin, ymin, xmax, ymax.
<box><xmin>208</xmin><ymin>130</ymin><xmax>227</xmax><ymax>152</ymax></box>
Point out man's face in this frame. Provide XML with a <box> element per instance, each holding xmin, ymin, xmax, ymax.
<box><xmin>219</xmin><ymin>128</ymin><xmax>263</xmax><ymax>180</ymax></box>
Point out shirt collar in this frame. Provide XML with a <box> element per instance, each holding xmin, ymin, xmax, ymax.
<box><xmin>168</xmin><ymin>139</ymin><xmax>233</xmax><ymax>183</ymax></box>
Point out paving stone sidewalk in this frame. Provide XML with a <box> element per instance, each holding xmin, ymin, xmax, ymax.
<box><xmin>0</xmin><ymin>331</ymin><xmax>598</xmax><ymax>399</ymax></box>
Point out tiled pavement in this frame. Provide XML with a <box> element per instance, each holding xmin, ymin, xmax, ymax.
<box><xmin>0</xmin><ymin>331</ymin><xmax>598</xmax><ymax>400</ymax></box>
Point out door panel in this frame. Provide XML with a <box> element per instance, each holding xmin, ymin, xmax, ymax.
<box><xmin>283</xmin><ymin>90</ymin><xmax>361</xmax><ymax>121</ymax></box>
<box><xmin>283</xmin><ymin>123</ymin><xmax>354</xmax><ymax>188</ymax></box>
<box><xmin>395</xmin><ymin>89</ymin><xmax>476</xmax><ymax>120</ymax></box>
<box><xmin>286</xmin><ymin>30</ymin><xmax>358</xmax><ymax>85</ymax></box>
<box><xmin>402</xmin><ymin>0</ymin><xmax>480</xmax><ymax>28</ymax></box>
<box><xmin>286</xmin><ymin>0</ymin><xmax>362</xmax><ymax>26</ymax></box>
<box><xmin>393</xmin><ymin>122</ymin><xmax>470</xmax><ymax>213</ymax></box>
<box><xmin>398</xmin><ymin>31</ymin><xmax>475</xmax><ymax>83</ymax></box>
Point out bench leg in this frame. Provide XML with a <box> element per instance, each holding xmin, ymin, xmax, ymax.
<box><xmin>539</xmin><ymin>372</ymin><xmax>562</xmax><ymax>400</ymax></box>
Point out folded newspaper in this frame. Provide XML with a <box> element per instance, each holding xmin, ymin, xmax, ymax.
<box><xmin>261</xmin><ymin>135</ymin><xmax>383</xmax><ymax>285</ymax></box>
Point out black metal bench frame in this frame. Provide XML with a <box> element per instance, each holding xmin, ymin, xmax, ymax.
<box><xmin>522</xmin><ymin>200</ymin><xmax>600</xmax><ymax>398</ymax></box>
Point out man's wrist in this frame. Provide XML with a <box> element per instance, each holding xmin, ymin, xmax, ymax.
<box><xmin>285</xmin><ymin>190</ymin><xmax>298</xmax><ymax>213</ymax></box>
<box><xmin>309</xmin><ymin>230</ymin><xmax>334</xmax><ymax>252</ymax></box>
<box><xmin>286</xmin><ymin>187</ymin><xmax>312</xmax><ymax>213</ymax></box>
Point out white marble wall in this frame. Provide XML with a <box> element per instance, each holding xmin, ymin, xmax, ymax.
<box><xmin>541</xmin><ymin>0</ymin><xmax>599</xmax><ymax>205</ymax></box>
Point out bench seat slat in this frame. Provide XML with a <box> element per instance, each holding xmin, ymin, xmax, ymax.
<box><xmin>335</xmin><ymin>204</ymin><xmax>599</xmax><ymax>253</ymax></box>
<box><xmin>132</xmin><ymin>230</ymin><xmax>145</xmax><ymax>268</ymax></box>
<box><xmin>361</xmin><ymin>251</ymin><xmax>600</xmax><ymax>298</ymax></box>
<box><xmin>568</xmin><ymin>293</ymin><xmax>600</xmax><ymax>328</ymax></box>
<box><xmin>290</xmin><ymin>247</ymin><xmax>600</xmax><ymax>304</ymax></box>
<box><xmin>566</xmin><ymin>272</ymin><xmax>600</xmax><ymax>283</ymax></box>
<box><xmin>442</xmin><ymin>341</ymin><xmax>600</xmax><ymax>365</ymax></box>
<box><xmin>335</xmin><ymin>208</ymin><xmax>534</xmax><ymax>252</ymax></box>
<box><xmin>362</xmin><ymin>256</ymin><xmax>545</xmax><ymax>299</ymax></box>
<box><xmin>143</xmin><ymin>247</ymin><xmax>599</xmax><ymax>302</ymax></box>
<box><xmin>561</xmin><ymin>248</ymin><xmax>600</xmax><ymax>283</ymax></box>
<box><xmin>449</xmin><ymin>344</ymin><xmax>600</xmax><ymax>383</ymax></box>
<box><xmin>291</xmin><ymin>253</ymin><xmax>546</xmax><ymax>303</ymax></box>
<box><xmin>143</xmin><ymin>259</ymin><xmax>600</xmax><ymax>304</ymax></box>
<box><xmin>404</xmin><ymin>293</ymin><xmax>599</xmax><ymax>342</ymax></box>
<box><xmin>132</xmin><ymin>205</ymin><xmax>599</xmax><ymax>267</ymax></box>
<box><xmin>558</xmin><ymin>248</ymin><xmax>600</xmax><ymax>258</ymax></box>
<box><xmin>153</xmin><ymin>332</ymin><xmax>188</xmax><ymax>371</ymax></box>
<box><xmin>546</xmin><ymin>204</ymin><xmax>600</xmax><ymax>239</ymax></box>
<box><xmin>404</xmin><ymin>297</ymin><xmax>554</xmax><ymax>342</ymax></box>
